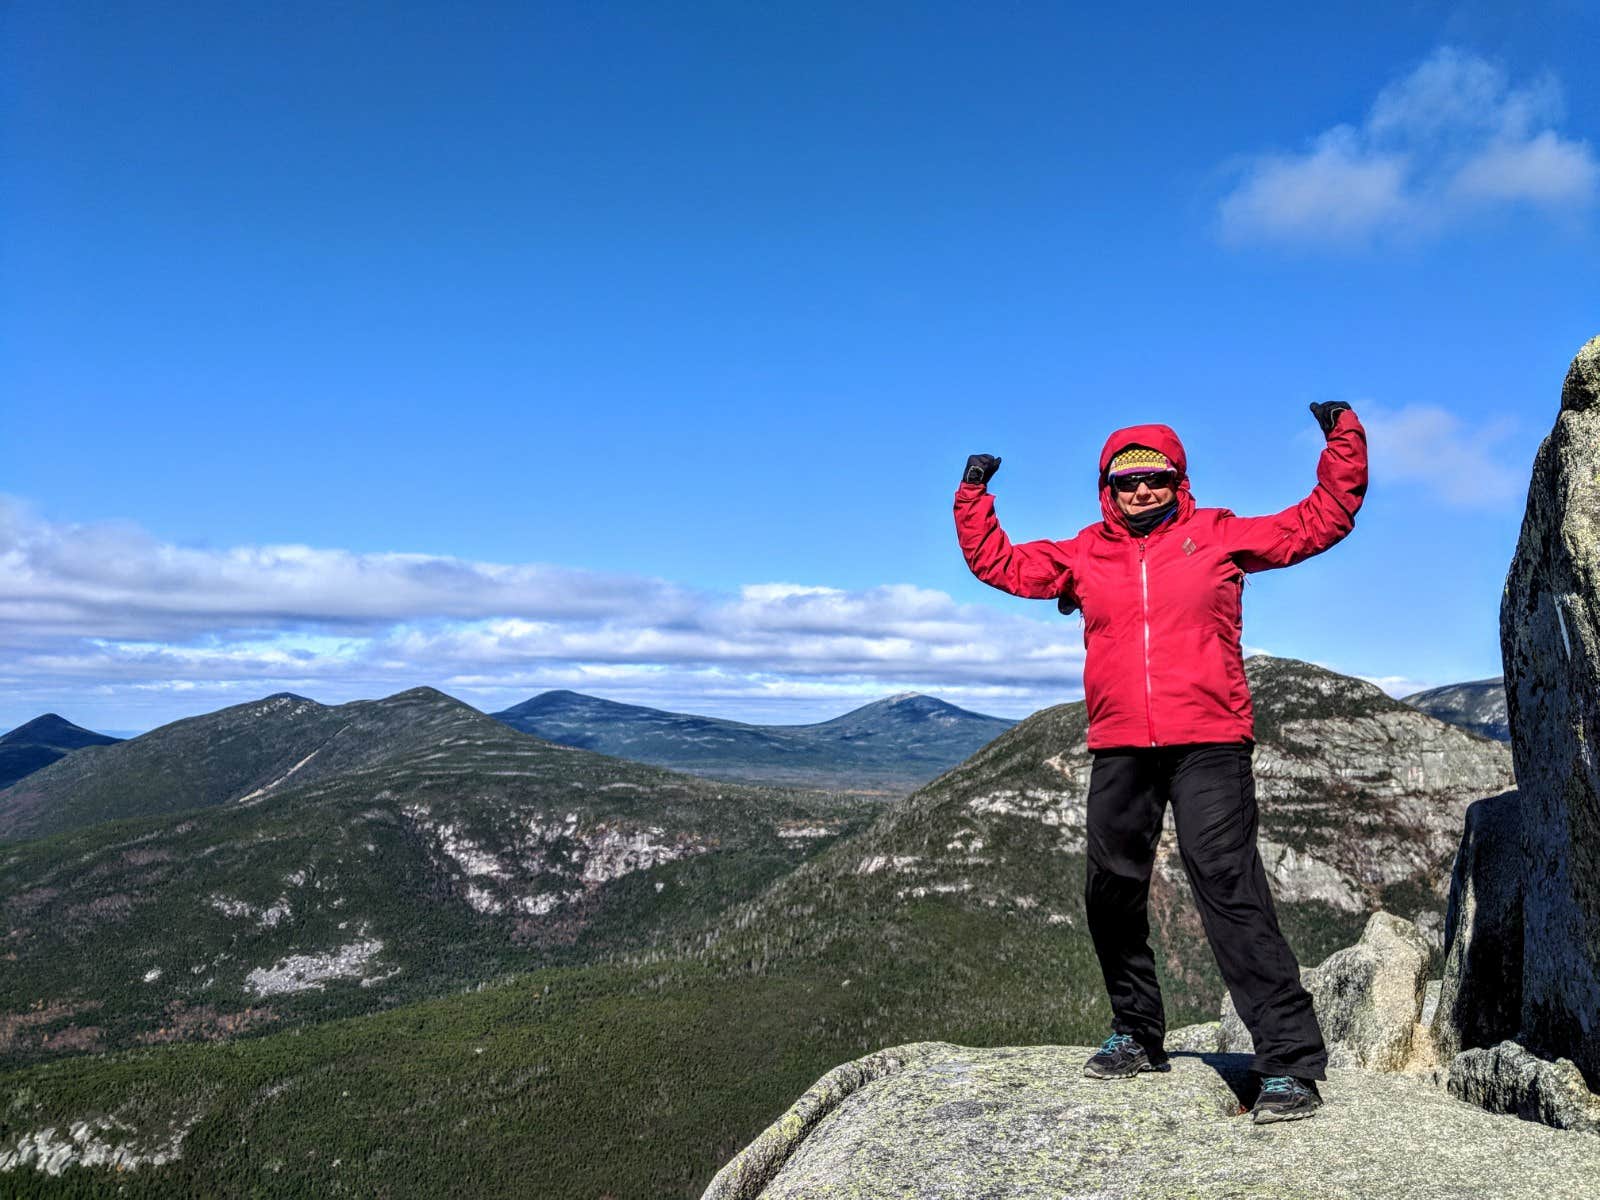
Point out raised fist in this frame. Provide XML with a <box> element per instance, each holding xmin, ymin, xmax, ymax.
<box><xmin>964</xmin><ymin>454</ymin><xmax>1001</xmax><ymax>486</ymax></box>
<box><xmin>1309</xmin><ymin>401</ymin><xmax>1353</xmax><ymax>437</ymax></box>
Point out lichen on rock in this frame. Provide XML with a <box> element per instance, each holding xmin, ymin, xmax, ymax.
<box><xmin>1220</xmin><ymin>910</ymin><xmax>1432</xmax><ymax>1072</ymax></box>
<box><xmin>702</xmin><ymin>1042</ymin><xmax>1600</xmax><ymax>1199</ymax></box>
<box><xmin>1497</xmin><ymin>333</ymin><xmax>1600</xmax><ymax>1089</ymax></box>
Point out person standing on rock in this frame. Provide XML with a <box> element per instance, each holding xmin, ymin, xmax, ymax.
<box><xmin>953</xmin><ymin>402</ymin><xmax>1368</xmax><ymax>1124</ymax></box>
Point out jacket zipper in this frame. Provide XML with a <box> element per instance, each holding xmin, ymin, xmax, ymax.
<box><xmin>1138</xmin><ymin>539</ymin><xmax>1155</xmax><ymax>746</ymax></box>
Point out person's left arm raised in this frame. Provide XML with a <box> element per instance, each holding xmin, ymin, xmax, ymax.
<box><xmin>1224</xmin><ymin>403</ymin><xmax>1369</xmax><ymax>573</ymax></box>
<box><xmin>954</xmin><ymin>454</ymin><xmax>1076</xmax><ymax>599</ymax></box>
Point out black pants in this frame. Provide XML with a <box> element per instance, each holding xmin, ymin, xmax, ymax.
<box><xmin>1084</xmin><ymin>741</ymin><xmax>1327</xmax><ymax>1080</ymax></box>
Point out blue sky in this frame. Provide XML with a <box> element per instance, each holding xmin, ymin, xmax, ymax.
<box><xmin>3</xmin><ymin>2</ymin><xmax>1597</xmax><ymax>733</ymax></box>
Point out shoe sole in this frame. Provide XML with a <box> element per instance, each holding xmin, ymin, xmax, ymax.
<box><xmin>1251</xmin><ymin>1105</ymin><xmax>1319</xmax><ymax>1124</ymax></box>
<box><xmin>1082</xmin><ymin>1061</ymin><xmax>1172</xmax><ymax>1080</ymax></box>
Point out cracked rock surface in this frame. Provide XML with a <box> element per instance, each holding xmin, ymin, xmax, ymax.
<box><xmin>1435</xmin><ymin>789</ymin><xmax>1523</xmax><ymax>1061</ymax></box>
<box><xmin>703</xmin><ymin>1042</ymin><xmax>1600</xmax><ymax>1200</ymax></box>
<box><xmin>1451</xmin><ymin>1041</ymin><xmax>1600</xmax><ymax>1134</ymax></box>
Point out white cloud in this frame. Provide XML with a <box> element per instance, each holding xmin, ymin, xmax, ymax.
<box><xmin>1354</xmin><ymin>403</ymin><xmax>1527</xmax><ymax>507</ymax></box>
<box><xmin>1450</xmin><ymin>130</ymin><xmax>1599</xmax><ymax>204</ymax></box>
<box><xmin>1220</xmin><ymin>129</ymin><xmax>1412</xmax><ymax>244</ymax></box>
<box><xmin>1357</xmin><ymin>673</ymin><xmax>1448</xmax><ymax>700</ymax></box>
<box><xmin>1219</xmin><ymin>47</ymin><xmax>1597</xmax><ymax>246</ymax></box>
<box><xmin>1</xmin><ymin>493</ymin><xmax>1496</xmax><ymax>731</ymax></box>
<box><xmin>0</xmin><ymin>496</ymin><xmax>692</xmax><ymax>640</ymax></box>
<box><xmin>0</xmin><ymin>496</ymin><xmax>1086</xmax><ymax>729</ymax></box>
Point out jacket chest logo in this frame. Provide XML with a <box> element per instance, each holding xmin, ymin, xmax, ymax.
<box><xmin>1182</xmin><ymin>538</ymin><xmax>1197</xmax><ymax>556</ymax></box>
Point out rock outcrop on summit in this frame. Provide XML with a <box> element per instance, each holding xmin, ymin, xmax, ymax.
<box><xmin>1434</xmin><ymin>788</ymin><xmax>1523</xmax><ymax>1061</ymax></box>
<box><xmin>1217</xmin><ymin>911</ymin><xmax>1435</xmax><ymax>1073</ymax></box>
<box><xmin>700</xmin><ymin>1041</ymin><xmax>1600</xmax><ymax>1200</ymax></box>
<box><xmin>1492</xmin><ymin>333</ymin><xmax>1600</xmax><ymax>1089</ymax></box>
<box><xmin>702</xmin><ymin>907</ymin><xmax>1600</xmax><ymax>1199</ymax></box>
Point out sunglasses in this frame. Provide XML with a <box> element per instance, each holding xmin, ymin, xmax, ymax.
<box><xmin>1110</xmin><ymin>471</ymin><xmax>1177</xmax><ymax>493</ymax></box>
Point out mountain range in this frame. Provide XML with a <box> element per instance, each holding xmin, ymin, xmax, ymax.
<box><xmin>0</xmin><ymin>688</ymin><xmax>870</xmax><ymax>1062</ymax></box>
<box><xmin>0</xmin><ymin>676</ymin><xmax>1509</xmax><ymax>806</ymax></box>
<box><xmin>0</xmin><ymin>656</ymin><xmax>1516</xmax><ymax>1196</ymax></box>
<box><xmin>490</xmin><ymin>689</ymin><xmax>1016</xmax><ymax>794</ymax></box>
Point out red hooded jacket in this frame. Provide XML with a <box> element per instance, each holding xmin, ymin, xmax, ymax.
<box><xmin>954</xmin><ymin>412</ymin><xmax>1368</xmax><ymax>750</ymax></box>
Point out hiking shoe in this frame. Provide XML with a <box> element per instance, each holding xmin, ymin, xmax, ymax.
<box><xmin>1250</xmin><ymin>1075</ymin><xmax>1322</xmax><ymax>1124</ymax></box>
<box><xmin>1082</xmin><ymin>1033</ymin><xmax>1170</xmax><ymax>1079</ymax></box>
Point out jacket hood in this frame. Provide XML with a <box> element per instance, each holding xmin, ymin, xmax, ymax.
<box><xmin>1097</xmin><ymin>423</ymin><xmax>1196</xmax><ymax>533</ymax></box>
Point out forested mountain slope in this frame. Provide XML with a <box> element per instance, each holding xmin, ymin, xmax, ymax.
<box><xmin>1</xmin><ymin>690</ymin><xmax>869</xmax><ymax>1063</ymax></box>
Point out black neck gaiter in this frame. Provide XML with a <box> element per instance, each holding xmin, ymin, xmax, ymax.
<box><xmin>1123</xmin><ymin>498</ymin><xmax>1177</xmax><ymax>536</ymax></box>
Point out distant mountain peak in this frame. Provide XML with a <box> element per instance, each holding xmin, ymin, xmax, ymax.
<box><xmin>2</xmin><ymin>713</ymin><xmax>75</xmax><ymax>741</ymax></box>
<box><xmin>499</xmin><ymin>691</ymin><xmax>663</xmax><ymax>721</ymax></box>
<box><xmin>831</xmin><ymin>693</ymin><xmax>973</xmax><ymax>721</ymax></box>
<box><xmin>0</xmin><ymin>713</ymin><xmax>123</xmax><ymax>792</ymax></box>
<box><xmin>1</xmin><ymin>712</ymin><xmax>120</xmax><ymax>746</ymax></box>
<box><xmin>491</xmin><ymin>689</ymin><xmax>1015</xmax><ymax>794</ymax></box>
<box><xmin>1401</xmin><ymin>677</ymin><xmax>1510</xmax><ymax>742</ymax></box>
<box><xmin>245</xmin><ymin>693</ymin><xmax>320</xmax><ymax>717</ymax></box>
<box><xmin>0</xmin><ymin>684</ymin><xmax>531</xmax><ymax>842</ymax></box>
<box><xmin>384</xmin><ymin>686</ymin><xmax>458</xmax><ymax>703</ymax></box>
<box><xmin>843</xmin><ymin>693</ymin><xmax>951</xmax><ymax>713</ymax></box>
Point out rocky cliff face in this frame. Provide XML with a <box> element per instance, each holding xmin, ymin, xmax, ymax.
<box><xmin>1402</xmin><ymin>679</ymin><xmax>1510</xmax><ymax>741</ymax></box>
<box><xmin>1243</xmin><ymin>656</ymin><xmax>1513</xmax><ymax>904</ymax></box>
<box><xmin>1498</xmin><ymin>333</ymin><xmax>1600</xmax><ymax>1088</ymax></box>
<box><xmin>1435</xmin><ymin>789</ymin><xmax>1523</xmax><ymax>1061</ymax></box>
<box><xmin>926</xmin><ymin>654</ymin><xmax>1512</xmax><ymax>918</ymax></box>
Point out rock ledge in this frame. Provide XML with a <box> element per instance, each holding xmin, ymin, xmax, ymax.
<box><xmin>704</xmin><ymin>1042</ymin><xmax>1600</xmax><ymax>1200</ymax></box>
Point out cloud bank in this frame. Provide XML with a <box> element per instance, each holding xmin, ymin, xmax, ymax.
<box><xmin>1346</xmin><ymin>402</ymin><xmax>1528</xmax><ymax>508</ymax></box>
<box><xmin>1219</xmin><ymin>47</ymin><xmax>1597</xmax><ymax>246</ymax></box>
<box><xmin>0</xmin><ymin>496</ymin><xmax>1088</xmax><ymax>728</ymax></box>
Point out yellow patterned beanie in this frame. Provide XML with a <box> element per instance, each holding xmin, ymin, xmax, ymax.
<box><xmin>1106</xmin><ymin>446</ymin><xmax>1173</xmax><ymax>478</ymax></box>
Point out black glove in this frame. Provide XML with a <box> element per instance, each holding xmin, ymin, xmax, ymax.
<box><xmin>964</xmin><ymin>454</ymin><xmax>1001</xmax><ymax>486</ymax></box>
<box><xmin>1309</xmin><ymin>401</ymin><xmax>1352</xmax><ymax>436</ymax></box>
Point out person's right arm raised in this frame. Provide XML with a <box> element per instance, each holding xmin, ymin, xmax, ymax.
<box><xmin>953</xmin><ymin>454</ymin><xmax>1075</xmax><ymax>600</ymax></box>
